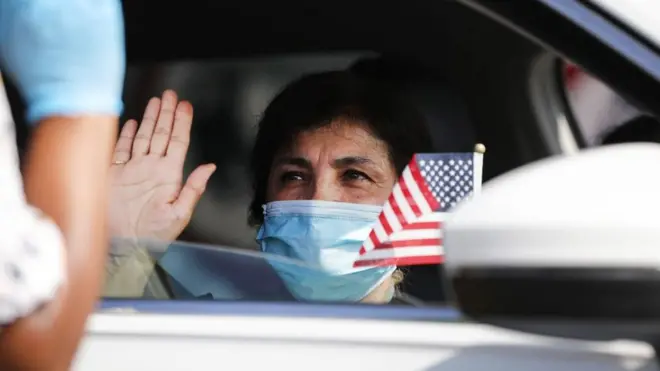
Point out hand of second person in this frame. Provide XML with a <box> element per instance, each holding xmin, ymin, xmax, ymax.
<box><xmin>109</xmin><ymin>90</ymin><xmax>216</xmax><ymax>242</ymax></box>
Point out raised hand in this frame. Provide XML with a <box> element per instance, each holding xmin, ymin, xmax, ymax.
<box><xmin>109</xmin><ymin>90</ymin><xmax>216</xmax><ymax>242</ymax></box>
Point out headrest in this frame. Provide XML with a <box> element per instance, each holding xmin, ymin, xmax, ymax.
<box><xmin>348</xmin><ymin>56</ymin><xmax>476</xmax><ymax>152</ymax></box>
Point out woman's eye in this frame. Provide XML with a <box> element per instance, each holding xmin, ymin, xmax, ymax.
<box><xmin>280</xmin><ymin>171</ymin><xmax>305</xmax><ymax>183</ymax></box>
<box><xmin>343</xmin><ymin>169</ymin><xmax>370</xmax><ymax>182</ymax></box>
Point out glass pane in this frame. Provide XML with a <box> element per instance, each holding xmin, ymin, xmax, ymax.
<box><xmin>560</xmin><ymin>61</ymin><xmax>656</xmax><ymax>146</ymax></box>
<box><xmin>107</xmin><ymin>53</ymin><xmax>478</xmax><ymax>307</ymax></box>
<box><xmin>104</xmin><ymin>237</ymin><xmax>417</xmax><ymax>305</ymax></box>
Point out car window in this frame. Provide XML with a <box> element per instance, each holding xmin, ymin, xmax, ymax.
<box><xmin>104</xmin><ymin>237</ymin><xmax>374</xmax><ymax>303</ymax></box>
<box><xmin>104</xmin><ymin>235</ymin><xmax>446</xmax><ymax>307</ymax></box>
<box><xmin>561</xmin><ymin>61</ymin><xmax>641</xmax><ymax>146</ymax></box>
<box><xmin>100</xmin><ymin>4</ymin><xmax>660</xmax><ymax>308</ymax></box>
<box><xmin>107</xmin><ymin>51</ymin><xmax>484</xmax><ymax>307</ymax></box>
<box><xmin>560</xmin><ymin>61</ymin><xmax>660</xmax><ymax>146</ymax></box>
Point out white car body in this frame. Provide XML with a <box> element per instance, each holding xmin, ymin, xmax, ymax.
<box><xmin>75</xmin><ymin>312</ymin><xmax>656</xmax><ymax>371</ymax></box>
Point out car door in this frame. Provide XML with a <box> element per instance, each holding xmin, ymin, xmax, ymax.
<box><xmin>76</xmin><ymin>307</ymin><xmax>656</xmax><ymax>371</ymax></box>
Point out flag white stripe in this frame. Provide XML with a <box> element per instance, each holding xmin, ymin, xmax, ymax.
<box><xmin>416</xmin><ymin>212</ymin><xmax>448</xmax><ymax>223</ymax></box>
<box><xmin>389</xmin><ymin>228</ymin><xmax>442</xmax><ymax>241</ymax></box>
<box><xmin>372</xmin><ymin>223</ymin><xmax>389</xmax><ymax>244</ymax></box>
<box><xmin>402</xmin><ymin>168</ymin><xmax>432</xmax><ymax>215</ymax></box>
<box><xmin>391</xmin><ymin>183</ymin><xmax>416</xmax><ymax>222</ymax></box>
<box><xmin>382</xmin><ymin>203</ymin><xmax>402</xmax><ymax>231</ymax></box>
<box><xmin>361</xmin><ymin>238</ymin><xmax>374</xmax><ymax>252</ymax></box>
<box><xmin>357</xmin><ymin>245</ymin><xmax>443</xmax><ymax>261</ymax></box>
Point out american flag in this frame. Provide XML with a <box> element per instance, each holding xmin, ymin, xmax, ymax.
<box><xmin>353</xmin><ymin>149</ymin><xmax>484</xmax><ymax>267</ymax></box>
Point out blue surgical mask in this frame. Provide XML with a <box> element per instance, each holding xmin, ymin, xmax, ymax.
<box><xmin>256</xmin><ymin>200</ymin><xmax>396</xmax><ymax>302</ymax></box>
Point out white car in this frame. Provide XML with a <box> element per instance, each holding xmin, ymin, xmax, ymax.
<box><xmin>6</xmin><ymin>0</ymin><xmax>660</xmax><ymax>369</ymax></box>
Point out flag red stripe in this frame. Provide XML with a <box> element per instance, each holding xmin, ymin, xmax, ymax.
<box><xmin>353</xmin><ymin>254</ymin><xmax>444</xmax><ymax>267</ymax></box>
<box><xmin>378</xmin><ymin>213</ymin><xmax>393</xmax><ymax>237</ymax></box>
<box><xmin>398</xmin><ymin>173</ymin><xmax>422</xmax><ymax>217</ymax></box>
<box><xmin>367</xmin><ymin>231</ymin><xmax>379</xmax><ymax>251</ymax></box>
<box><xmin>353</xmin><ymin>257</ymin><xmax>399</xmax><ymax>267</ymax></box>
<box><xmin>375</xmin><ymin>238</ymin><xmax>442</xmax><ymax>249</ymax></box>
<box><xmin>367</xmin><ymin>192</ymin><xmax>399</xmax><ymax>250</ymax></box>
<box><xmin>409</xmin><ymin>156</ymin><xmax>441</xmax><ymax>211</ymax></box>
<box><xmin>389</xmin><ymin>193</ymin><xmax>407</xmax><ymax>227</ymax></box>
<box><xmin>360</xmin><ymin>220</ymin><xmax>439</xmax><ymax>255</ymax></box>
<box><xmin>393</xmin><ymin>255</ymin><xmax>444</xmax><ymax>266</ymax></box>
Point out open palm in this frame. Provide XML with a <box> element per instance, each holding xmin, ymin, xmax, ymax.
<box><xmin>109</xmin><ymin>90</ymin><xmax>216</xmax><ymax>242</ymax></box>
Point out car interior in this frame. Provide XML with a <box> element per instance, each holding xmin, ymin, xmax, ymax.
<box><xmin>3</xmin><ymin>0</ymin><xmax>654</xmax><ymax>305</ymax></box>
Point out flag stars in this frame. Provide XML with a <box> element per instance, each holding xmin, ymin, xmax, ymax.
<box><xmin>415</xmin><ymin>153</ymin><xmax>476</xmax><ymax>211</ymax></box>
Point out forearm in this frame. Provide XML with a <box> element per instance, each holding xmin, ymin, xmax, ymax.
<box><xmin>105</xmin><ymin>237</ymin><xmax>160</xmax><ymax>298</ymax></box>
<box><xmin>0</xmin><ymin>116</ymin><xmax>117</xmax><ymax>371</ymax></box>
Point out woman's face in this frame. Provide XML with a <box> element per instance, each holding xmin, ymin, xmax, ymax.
<box><xmin>266</xmin><ymin>120</ymin><xmax>397</xmax><ymax>204</ymax></box>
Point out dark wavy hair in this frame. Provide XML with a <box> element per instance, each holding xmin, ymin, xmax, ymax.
<box><xmin>247</xmin><ymin>70</ymin><xmax>434</xmax><ymax>226</ymax></box>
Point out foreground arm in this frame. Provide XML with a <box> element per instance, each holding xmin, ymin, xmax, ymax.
<box><xmin>0</xmin><ymin>0</ymin><xmax>125</xmax><ymax>369</ymax></box>
<box><xmin>1</xmin><ymin>116</ymin><xmax>117</xmax><ymax>370</ymax></box>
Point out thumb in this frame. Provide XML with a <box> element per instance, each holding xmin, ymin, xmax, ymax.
<box><xmin>172</xmin><ymin>163</ymin><xmax>216</xmax><ymax>224</ymax></box>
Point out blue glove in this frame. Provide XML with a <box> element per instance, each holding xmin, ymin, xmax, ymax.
<box><xmin>0</xmin><ymin>0</ymin><xmax>125</xmax><ymax>124</ymax></box>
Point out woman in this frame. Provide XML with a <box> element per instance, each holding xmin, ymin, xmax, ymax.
<box><xmin>107</xmin><ymin>71</ymin><xmax>433</xmax><ymax>303</ymax></box>
<box><xmin>0</xmin><ymin>0</ymin><xmax>125</xmax><ymax>369</ymax></box>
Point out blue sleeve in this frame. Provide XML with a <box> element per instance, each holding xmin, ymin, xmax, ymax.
<box><xmin>0</xmin><ymin>0</ymin><xmax>125</xmax><ymax>125</ymax></box>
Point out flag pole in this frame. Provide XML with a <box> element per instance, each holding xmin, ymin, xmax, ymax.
<box><xmin>473</xmin><ymin>143</ymin><xmax>486</xmax><ymax>195</ymax></box>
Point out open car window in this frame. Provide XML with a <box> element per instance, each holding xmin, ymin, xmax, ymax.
<box><xmin>562</xmin><ymin>61</ymin><xmax>642</xmax><ymax>145</ymax></box>
<box><xmin>560</xmin><ymin>61</ymin><xmax>660</xmax><ymax>146</ymax></box>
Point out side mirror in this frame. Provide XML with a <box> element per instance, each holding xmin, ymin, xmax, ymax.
<box><xmin>443</xmin><ymin>143</ymin><xmax>660</xmax><ymax>344</ymax></box>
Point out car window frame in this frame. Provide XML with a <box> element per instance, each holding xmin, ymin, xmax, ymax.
<box><xmin>460</xmin><ymin>0</ymin><xmax>660</xmax><ymax>146</ymax></box>
<box><xmin>99</xmin><ymin>299</ymin><xmax>466</xmax><ymax>321</ymax></box>
<box><xmin>586</xmin><ymin>0</ymin><xmax>660</xmax><ymax>53</ymax></box>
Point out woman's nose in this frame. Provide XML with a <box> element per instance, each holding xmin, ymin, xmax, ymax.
<box><xmin>309</xmin><ymin>178</ymin><xmax>343</xmax><ymax>202</ymax></box>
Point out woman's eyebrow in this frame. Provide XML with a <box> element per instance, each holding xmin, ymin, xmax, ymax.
<box><xmin>273</xmin><ymin>156</ymin><xmax>312</xmax><ymax>169</ymax></box>
<box><xmin>332</xmin><ymin>156</ymin><xmax>376</xmax><ymax>168</ymax></box>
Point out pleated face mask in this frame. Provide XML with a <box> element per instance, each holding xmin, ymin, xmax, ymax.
<box><xmin>256</xmin><ymin>200</ymin><xmax>396</xmax><ymax>302</ymax></box>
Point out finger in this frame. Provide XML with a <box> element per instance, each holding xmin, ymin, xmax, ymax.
<box><xmin>112</xmin><ymin>120</ymin><xmax>138</xmax><ymax>164</ymax></box>
<box><xmin>165</xmin><ymin>100</ymin><xmax>193</xmax><ymax>163</ymax></box>
<box><xmin>132</xmin><ymin>97</ymin><xmax>161</xmax><ymax>157</ymax></box>
<box><xmin>172</xmin><ymin>164</ymin><xmax>216</xmax><ymax>224</ymax></box>
<box><xmin>149</xmin><ymin>90</ymin><xmax>178</xmax><ymax>156</ymax></box>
